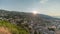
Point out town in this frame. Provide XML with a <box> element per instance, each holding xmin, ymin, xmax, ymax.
<box><xmin>0</xmin><ymin>10</ymin><xmax>60</xmax><ymax>34</ymax></box>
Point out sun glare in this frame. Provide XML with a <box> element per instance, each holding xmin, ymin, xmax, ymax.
<box><xmin>32</xmin><ymin>11</ymin><xmax>38</xmax><ymax>15</ymax></box>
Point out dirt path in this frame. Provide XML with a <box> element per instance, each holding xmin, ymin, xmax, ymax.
<box><xmin>55</xmin><ymin>30</ymin><xmax>60</xmax><ymax>34</ymax></box>
<box><xmin>0</xmin><ymin>27</ymin><xmax>11</xmax><ymax>34</ymax></box>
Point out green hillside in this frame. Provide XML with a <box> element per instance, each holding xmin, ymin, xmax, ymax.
<box><xmin>0</xmin><ymin>20</ymin><xmax>29</xmax><ymax>34</ymax></box>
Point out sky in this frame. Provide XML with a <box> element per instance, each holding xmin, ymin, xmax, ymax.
<box><xmin>0</xmin><ymin>0</ymin><xmax>60</xmax><ymax>16</ymax></box>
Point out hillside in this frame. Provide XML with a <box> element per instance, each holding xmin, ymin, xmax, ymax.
<box><xmin>0</xmin><ymin>20</ymin><xmax>29</xmax><ymax>34</ymax></box>
<box><xmin>0</xmin><ymin>10</ymin><xmax>60</xmax><ymax>34</ymax></box>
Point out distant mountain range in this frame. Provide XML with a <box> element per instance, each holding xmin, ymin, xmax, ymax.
<box><xmin>53</xmin><ymin>16</ymin><xmax>60</xmax><ymax>18</ymax></box>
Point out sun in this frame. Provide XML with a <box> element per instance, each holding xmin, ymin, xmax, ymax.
<box><xmin>32</xmin><ymin>11</ymin><xmax>38</xmax><ymax>15</ymax></box>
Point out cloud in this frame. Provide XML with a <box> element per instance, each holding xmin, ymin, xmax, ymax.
<box><xmin>40</xmin><ymin>0</ymin><xmax>48</xmax><ymax>4</ymax></box>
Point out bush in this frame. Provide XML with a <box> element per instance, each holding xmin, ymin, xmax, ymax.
<box><xmin>0</xmin><ymin>20</ymin><xmax>29</xmax><ymax>34</ymax></box>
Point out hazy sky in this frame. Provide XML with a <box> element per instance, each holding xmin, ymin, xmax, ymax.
<box><xmin>0</xmin><ymin>0</ymin><xmax>60</xmax><ymax>16</ymax></box>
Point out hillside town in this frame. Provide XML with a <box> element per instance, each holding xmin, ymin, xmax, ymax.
<box><xmin>0</xmin><ymin>10</ymin><xmax>60</xmax><ymax>34</ymax></box>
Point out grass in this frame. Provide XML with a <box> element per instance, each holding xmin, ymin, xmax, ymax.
<box><xmin>0</xmin><ymin>20</ymin><xmax>29</xmax><ymax>34</ymax></box>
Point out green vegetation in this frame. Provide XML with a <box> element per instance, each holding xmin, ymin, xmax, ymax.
<box><xmin>0</xmin><ymin>20</ymin><xmax>29</xmax><ymax>34</ymax></box>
